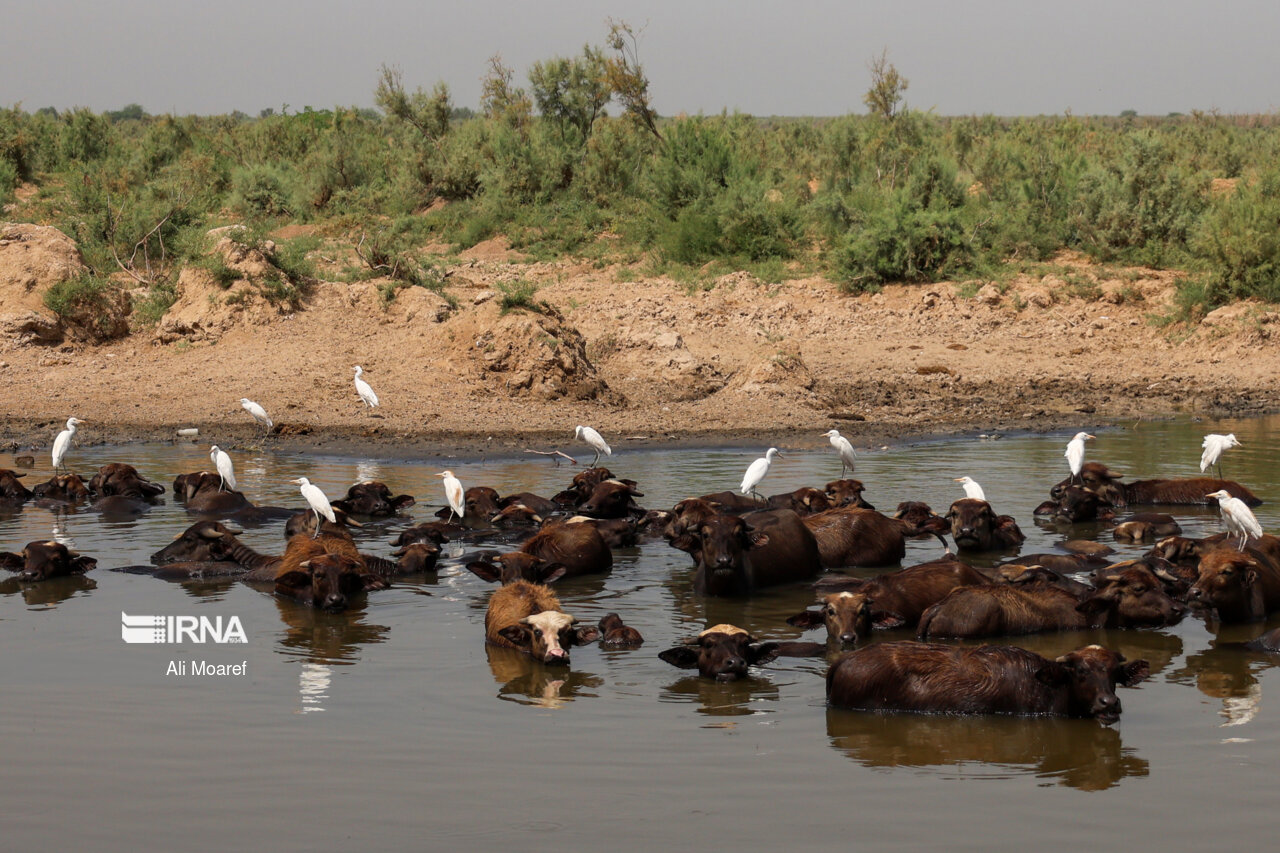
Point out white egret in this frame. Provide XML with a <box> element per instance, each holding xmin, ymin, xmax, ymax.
<box><xmin>51</xmin><ymin>417</ymin><xmax>85</xmax><ymax>473</ymax></box>
<box><xmin>1207</xmin><ymin>489</ymin><xmax>1263</xmax><ymax>551</ymax></box>
<box><xmin>292</xmin><ymin>477</ymin><xmax>336</xmax><ymax>539</ymax></box>
<box><xmin>954</xmin><ymin>476</ymin><xmax>986</xmax><ymax>501</ymax></box>
<box><xmin>740</xmin><ymin>447</ymin><xmax>781</xmax><ymax>505</ymax></box>
<box><xmin>240</xmin><ymin>398</ymin><xmax>273</xmax><ymax>432</ymax></box>
<box><xmin>574</xmin><ymin>425</ymin><xmax>612</xmax><ymax>467</ymax></box>
<box><xmin>210</xmin><ymin>445</ymin><xmax>237</xmax><ymax>492</ymax></box>
<box><xmin>438</xmin><ymin>470</ymin><xmax>465</xmax><ymax>521</ymax></box>
<box><xmin>1064</xmin><ymin>432</ymin><xmax>1095</xmax><ymax>486</ymax></box>
<box><xmin>822</xmin><ymin>429</ymin><xmax>857</xmax><ymax>477</ymax></box>
<box><xmin>353</xmin><ymin>366</ymin><xmax>379</xmax><ymax>408</ymax></box>
<box><xmin>1201</xmin><ymin>433</ymin><xmax>1241</xmax><ymax>479</ymax></box>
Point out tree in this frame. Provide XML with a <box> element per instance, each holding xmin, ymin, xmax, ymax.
<box><xmin>864</xmin><ymin>49</ymin><xmax>909</xmax><ymax>120</ymax></box>
<box><xmin>528</xmin><ymin>46</ymin><xmax>610</xmax><ymax>143</ymax></box>
<box><xmin>375</xmin><ymin>64</ymin><xmax>452</xmax><ymax>143</ymax></box>
<box><xmin>480</xmin><ymin>54</ymin><xmax>532</xmax><ymax>126</ymax></box>
<box><xmin>605</xmin><ymin>18</ymin><xmax>662</xmax><ymax>143</ymax></box>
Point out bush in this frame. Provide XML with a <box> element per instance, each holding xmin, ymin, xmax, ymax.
<box><xmin>43</xmin><ymin>274</ymin><xmax>130</xmax><ymax>339</ymax></box>
<box><xmin>231</xmin><ymin>163</ymin><xmax>295</xmax><ymax>217</ymax></box>
<box><xmin>1190</xmin><ymin>169</ymin><xmax>1280</xmax><ymax>307</ymax></box>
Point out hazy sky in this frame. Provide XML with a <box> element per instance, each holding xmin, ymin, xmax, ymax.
<box><xmin>4</xmin><ymin>0</ymin><xmax>1278</xmax><ymax>117</ymax></box>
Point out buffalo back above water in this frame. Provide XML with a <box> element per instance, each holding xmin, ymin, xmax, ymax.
<box><xmin>826</xmin><ymin>641</ymin><xmax>1149</xmax><ymax>721</ymax></box>
<box><xmin>802</xmin><ymin>507</ymin><xmax>907</xmax><ymax>568</ymax></box>
<box><xmin>672</xmin><ymin>509</ymin><xmax>821</xmax><ymax>596</ymax></box>
<box><xmin>1190</xmin><ymin>547</ymin><xmax>1280</xmax><ymax>622</ymax></box>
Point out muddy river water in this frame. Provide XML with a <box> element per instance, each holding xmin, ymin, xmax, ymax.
<box><xmin>3</xmin><ymin>416</ymin><xmax>1279</xmax><ymax>851</ymax></box>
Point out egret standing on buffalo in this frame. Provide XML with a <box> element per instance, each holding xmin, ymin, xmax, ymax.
<box><xmin>1065</xmin><ymin>432</ymin><xmax>1095</xmax><ymax>486</ymax></box>
<box><xmin>1207</xmin><ymin>489</ymin><xmax>1263</xmax><ymax>551</ymax></box>
<box><xmin>740</xmin><ymin>447</ymin><xmax>781</xmax><ymax>505</ymax></box>
<box><xmin>822</xmin><ymin>429</ymin><xmax>857</xmax><ymax>477</ymax></box>
<box><xmin>954</xmin><ymin>476</ymin><xmax>986</xmax><ymax>501</ymax></box>
<box><xmin>1201</xmin><ymin>433</ymin><xmax>1242</xmax><ymax>479</ymax></box>
<box><xmin>292</xmin><ymin>477</ymin><xmax>335</xmax><ymax>539</ymax></box>
<box><xmin>210</xmin><ymin>445</ymin><xmax>237</xmax><ymax>492</ymax></box>
<box><xmin>438</xmin><ymin>470</ymin><xmax>464</xmax><ymax>522</ymax></box>
<box><xmin>240</xmin><ymin>398</ymin><xmax>273</xmax><ymax>433</ymax></box>
<box><xmin>574</xmin><ymin>425</ymin><xmax>611</xmax><ymax>467</ymax></box>
<box><xmin>51</xmin><ymin>417</ymin><xmax>85</xmax><ymax>473</ymax></box>
<box><xmin>353</xmin><ymin>366</ymin><xmax>379</xmax><ymax>408</ymax></box>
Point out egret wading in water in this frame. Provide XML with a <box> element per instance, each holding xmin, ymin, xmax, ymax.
<box><xmin>1065</xmin><ymin>432</ymin><xmax>1095</xmax><ymax>486</ymax></box>
<box><xmin>210</xmin><ymin>445</ymin><xmax>236</xmax><ymax>492</ymax></box>
<box><xmin>1201</xmin><ymin>433</ymin><xmax>1242</xmax><ymax>479</ymax></box>
<box><xmin>292</xmin><ymin>477</ymin><xmax>335</xmax><ymax>539</ymax></box>
<box><xmin>51</xmin><ymin>417</ymin><xmax>85</xmax><ymax>473</ymax></box>
<box><xmin>240</xmin><ymin>398</ymin><xmax>273</xmax><ymax>433</ymax></box>
<box><xmin>741</xmin><ymin>447</ymin><xmax>781</xmax><ymax>505</ymax></box>
<box><xmin>822</xmin><ymin>429</ymin><xmax>857</xmax><ymax>477</ymax></box>
<box><xmin>353</xmin><ymin>366</ymin><xmax>379</xmax><ymax>408</ymax></box>
<box><xmin>1207</xmin><ymin>489</ymin><xmax>1263</xmax><ymax>551</ymax></box>
<box><xmin>438</xmin><ymin>470</ymin><xmax>464</xmax><ymax>522</ymax></box>
<box><xmin>954</xmin><ymin>476</ymin><xmax>986</xmax><ymax>501</ymax></box>
<box><xmin>574</xmin><ymin>425</ymin><xmax>611</xmax><ymax>467</ymax></box>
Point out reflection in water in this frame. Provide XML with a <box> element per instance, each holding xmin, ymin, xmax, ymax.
<box><xmin>1170</xmin><ymin>643</ymin><xmax>1273</xmax><ymax>729</ymax></box>
<box><xmin>271</xmin><ymin>597</ymin><xmax>390</xmax><ymax>664</ymax></box>
<box><xmin>50</xmin><ymin>515</ymin><xmax>76</xmax><ymax>549</ymax></box>
<box><xmin>486</xmin><ymin>645</ymin><xmax>603</xmax><ymax>707</ymax></box>
<box><xmin>0</xmin><ymin>574</ymin><xmax>97</xmax><ymax>608</ymax></box>
<box><xmin>661</xmin><ymin>675</ymin><xmax>781</xmax><ymax>717</ymax></box>
<box><xmin>825</xmin><ymin>708</ymin><xmax>1148</xmax><ymax>791</ymax></box>
<box><xmin>297</xmin><ymin>663</ymin><xmax>332</xmax><ymax>715</ymax></box>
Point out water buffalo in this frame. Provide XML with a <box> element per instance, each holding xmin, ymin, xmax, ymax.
<box><xmin>88</xmin><ymin>463</ymin><xmax>165</xmax><ymax>499</ymax></box>
<box><xmin>551</xmin><ymin>467</ymin><xmax>618</xmax><ymax>507</ymax></box>
<box><xmin>273</xmin><ymin>551</ymin><xmax>381</xmax><ymax>612</ymax></box>
<box><xmin>826</xmin><ymin>642</ymin><xmax>1149</xmax><ymax>722</ymax></box>
<box><xmin>787</xmin><ymin>591</ymin><xmax>876</xmax><ymax>645</ymax></box>
<box><xmin>946</xmin><ymin>498</ymin><xmax>1025</xmax><ymax>553</ymax></box>
<box><xmin>765</xmin><ymin>487</ymin><xmax>833</xmax><ymax>516</ymax></box>
<box><xmin>1113</xmin><ymin>513</ymin><xmax>1182</xmax><ymax>543</ymax></box>
<box><xmin>802</xmin><ymin>507</ymin><xmax>907</xmax><ymax>568</ymax></box>
<box><xmin>467</xmin><ymin>521</ymin><xmax>613</xmax><ymax>583</ymax></box>
<box><xmin>669</xmin><ymin>509</ymin><xmax>821</xmax><ymax>596</ymax></box>
<box><xmin>1054</xmin><ymin>462</ymin><xmax>1261</xmax><ymax>508</ymax></box>
<box><xmin>598</xmin><ymin>613</ymin><xmax>644</xmax><ymax>647</ymax></box>
<box><xmin>578</xmin><ymin>479</ymin><xmax>645</xmax><ymax>519</ymax></box>
<box><xmin>825</xmin><ymin>479</ymin><xmax>874</xmax><ymax>509</ymax></box>
<box><xmin>330</xmin><ymin>481</ymin><xmax>416</xmax><ymax>517</ymax></box>
<box><xmin>0</xmin><ymin>540</ymin><xmax>97</xmax><ymax>582</ymax></box>
<box><xmin>0</xmin><ymin>469</ymin><xmax>33</xmax><ymax>503</ymax></box>
<box><xmin>809</xmin><ymin>557</ymin><xmax>991</xmax><ymax>628</ymax></box>
<box><xmin>658</xmin><ymin>625</ymin><xmax>782</xmax><ymax>681</ymax></box>
<box><xmin>481</xmin><ymin>576</ymin><xmax>598</xmax><ymax>665</ymax></box>
<box><xmin>1189</xmin><ymin>547</ymin><xmax>1280</xmax><ymax>622</ymax></box>
<box><xmin>31</xmin><ymin>473</ymin><xmax>91</xmax><ymax>503</ymax></box>
<box><xmin>1034</xmin><ymin>486</ymin><xmax>1115</xmax><ymax>523</ymax></box>
<box><xmin>892</xmin><ymin>502</ymin><xmax>950</xmax><ymax>538</ymax></box>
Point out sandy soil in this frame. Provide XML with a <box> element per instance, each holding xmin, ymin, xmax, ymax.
<box><xmin>2</xmin><ymin>221</ymin><xmax>1279</xmax><ymax>462</ymax></box>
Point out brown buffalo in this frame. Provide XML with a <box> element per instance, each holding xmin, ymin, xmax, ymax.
<box><xmin>0</xmin><ymin>540</ymin><xmax>97</xmax><ymax>582</ymax></box>
<box><xmin>491</xmin><ymin>503</ymin><xmax>546</xmax><ymax>528</ymax></box>
<box><xmin>434</xmin><ymin>486</ymin><xmax>502</xmax><ymax>524</ymax></box>
<box><xmin>802</xmin><ymin>507</ymin><xmax>907</xmax><ymax>568</ymax></box>
<box><xmin>989</xmin><ymin>564</ymin><xmax>1094</xmax><ymax>597</ymax></box>
<box><xmin>556</xmin><ymin>516</ymin><xmax>639</xmax><ymax>549</ymax></box>
<box><xmin>273</xmin><ymin>551</ymin><xmax>381</xmax><ymax>612</ymax></box>
<box><xmin>151</xmin><ymin>520</ymin><xmax>247</xmax><ymax>565</ymax></box>
<box><xmin>658</xmin><ymin>625</ymin><xmax>782</xmax><ymax>681</ymax></box>
<box><xmin>1113</xmin><ymin>513</ymin><xmax>1181</xmax><ymax>543</ymax></box>
<box><xmin>892</xmin><ymin>502</ymin><xmax>950</xmax><ymax>538</ymax></box>
<box><xmin>1189</xmin><ymin>547</ymin><xmax>1280</xmax><ymax>622</ymax></box>
<box><xmin>330</xmin><ymin>481</ymin><xmax>416</xmax><ymax>517</ymax></box>
<box><xmin>826</xmin><ymin>642</ymin><xmax>1149</xmax><ymax>722</ymax></box>
<box><xmin>670</xmin><ymin>509</ymin><xmax>821</xmax><ymax>597</ymax></box>
<box><xmin>391</xmin><ymin>522</ymin><xmax>454</xmax><ymax>548</ymax></box>
<box><xmin>482</xmin><ymin>576</ymin><xmax>598</xmax><ymax>665</ymax></box>
<box><xmin>918</xmin><ymin>571</ymin><xmax>1185</xmax><ymax>638</ymax></box>
<box><xmin>812</xmin><ymin>557</ymin><xmax>991</xmax><ymax>628</ymax></box>
<box><xmin>89</xmin><ymin>463</ymin><xmax>165</xmax><ymax>499</ymax></box>
<box><xmin>1035</xmin><ymin>486</ymin><xmax>1115</xmax><ymax>523</ymax></box>
<box><xmin>577</xmin><ymin>479</ymin><xmax>645</xmax><ymax>519</ymax></box>
<box><xmin>552</xmin><ymin>467</ymin><xmax>618</xmax><ymax>507</ymax></box>
<box><xmin>825</xmin><ymin>479</ymin><xmax>874</xmax><ymax>509</ymax></box>
<box><xmin>765</xmin><ymin>487</ymin><xmax>833</xmax><ymax>516</ymax></box>
<box><xmin>467</xmin><ymin>521</ymin><xmax>613</xmax><ymax>583</ymax></box>
<box><xmin>598</xmin><ymin>613</ymin><xmax>644</xmax><ymax>647</ymax></box>
<box><xmin>786</xmin><ymin>591</ymin><xmax>877</xmax><ymax>644</ymax></box>
<box><xmin>946</xmin><ymin>498</ymin><xmax>1025</xmax><ymax>552</ymax></box>
<box><xmin>0</xmin><ymin>469</ymin><xmax>33</xmax><ymax>502</ymax></box>
<box><xmin>1054</xmin><ymin>463</ymin><xmax>1261</xmax><ymax>508</ymax></box>
<box><xmin>31</xmin><ymin>473</ymin><xmax>91</xmax><ymax>503</ymax></box>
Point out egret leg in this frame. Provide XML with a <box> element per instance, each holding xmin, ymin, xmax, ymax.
<box><xmin>311</xmin><ymin>509</ymin><xmax>321</xmax><ymax>539</ymax></box>
<box><xmin>218</xmin><ymin>475</ymin><xmax>225</xmax><ymax>492</ymax></box>
<box><xmin>592</xmin><ymin>450</ymin><xmax>601</xmax><ymax>467</ymax></box>
<box><xmin>751</xmin><ymin>489</ymin><xmax>764</xmax><ymax>506</ymax></box>
<box><xmin>840</xmin><ymin>461</ymin><xmax>847</xmax><ymax>478</ymax></box>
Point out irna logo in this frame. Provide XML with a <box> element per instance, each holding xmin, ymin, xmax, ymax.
<box><xmin>121</xmin><ymin>612</ymin><xmax>247</xmax><ymax>644</ymax></box>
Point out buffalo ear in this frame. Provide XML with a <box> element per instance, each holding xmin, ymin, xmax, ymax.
<box><xmin>658</xmin><ymin>646</ymin><xmax>700</xmax><ymax>669</ymax></box>
<box><xmin>1119</xmin><ymin>659</ymin><xmax>1151</xmax><ymax>687</ymax></box>
<box><xmin>0</xmin><ymin>552</ymin><xmax>24</xmax><ymax>571</ymax></box>
<box><xmin>872</xmin><ymin>611</ymin><xmax>906</xmax><ymax>630</ymax></box>
<box><xmin>69</xmin><ymin>556</ymin><xmax>97</xmax><ymax>574</ymax></box>
<box><xmin>466</xmin><ymin>561</ymin><xmax>503</xmax><ymax>584</ymax></box>
<box><xmin>572</xmin><ymin>626</ymin><xmax>601</xmax><ymax>645</ymax></box>
<box><xmin>275</xmin><ymin>570</ymin><xmax>311</xmax><ymax>590</ymax></box>
<box><xmin>1244</xmin><ymin>569</ymin><xmax>1258</xmax><ymax>589</ymax></box>
<box><xmin>747</xmin><ymin>531</ymin><xmax>771</xmax><ymax>550</ymax></box>
<box><xmin>1035</xmin><ymin>662</ymin><xmax>1070</xmax><ymax>686</ymax></box>
<box><xmin>498</xmin><ymin>624</ymin><xmax>533</xmax><ymax>648</ymax></box>
<box><xmin>391</xmin><ymin>495</ymin><xmax>416</xmax><ymax>510</ymax></box>
<box><xmin>1076</xmin><ymin>593</ymin><xmax>1116</xmax><ymax>617</ymax></box>
<box><xmin>785</xmin><ymin>609</ymin><xmax>824</xmax><ymax>629</ymax></box>
<box><xmin>747</xmin><ymin>641</ymin><xmax>781</xmax><ymax>666</ymax></box>
<box><xmin>537</xmin><ymin>563</ymin><xmax>568</xmax><ymax>585</ymax></box>
<box><xmin>669</xmin><ymin>534</ymin><xmax>700</xmax><ymax>554</ymax></box>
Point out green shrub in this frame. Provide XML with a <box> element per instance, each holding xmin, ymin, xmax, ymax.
<box><xmin>1190</xmin><ymin>169</ymin><xmax>1280</xmax><ymax>307</ymax></box>
<box><xmin>496</xmin><ymin>278</ymin><xmax>541</xmax><ymax>313</ymax></box>
<box><xmin>231</xmin><ymin>163</ymin><xmax>295</xmax><ymax>217</ymax></box>
<box><xmin>132</xmin><ymin>279</ymin><xmax>178</xmax><ymax>326</ymax></box>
